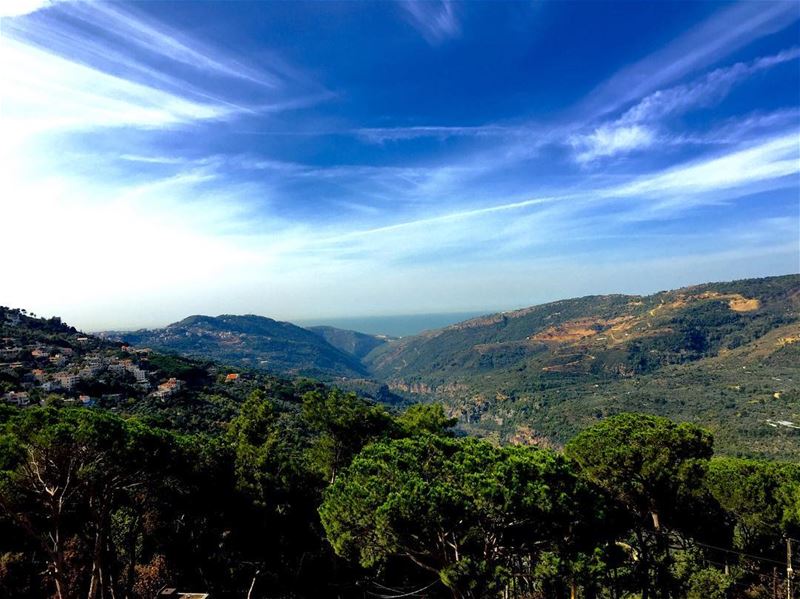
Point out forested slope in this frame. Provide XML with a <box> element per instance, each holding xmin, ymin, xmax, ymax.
<box><xmin>107</xmin><ymin>314</ymin><xmax>370</xmax><ymax>380</ymax></box>
<box><xmin>364</xmin><ymin>274</ymin><xmax>800</xmax><ymax>458</ymax></box>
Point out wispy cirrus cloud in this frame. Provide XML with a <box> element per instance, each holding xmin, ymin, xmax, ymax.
<box><xmin>356</xmin><ymin>124</ymin><xmax>518</xmax><ymax>143</ymax></box>
<box><xmin>0</xmin><ymin>0</ymin><xmax>68</xmax><ymax>17</ymax></box>
<box><xmin>570</xmin><ymin>47</ymin><xmax>800</xmax><ymax>163</ymax></box>
<box><xmin>399</xmin><ymin>0</ymin><xmax>460</xmax><ymax>44</ymax></box>
<box><xmin>580</xmin><ymin>1</ymin><xmax>800</xmax><ymax>120</ymax></box>
<box><xmin>57</xmin><ymin>1</ymin><xmax>285</xmax><ymax>88</ymax></box>
<box><xmin>0</xmin><ymin>1</ymin><xmax>327</xmax><ymax>142</ymax></box>
<box><xmin>618</xmin><ymin>47</ymin><xmax>800</xmax><ymax>125</ymax></box>
<box><xmin>611</xmin><ymin>132</ymin><xmax>800</xmax><ymax>200</ymax></box>
<box><xmin>0</xmin><ymin>36</ymin><xmax>231</xmax><ymax>138</ymax></box>
<box><xmin>570</xmin><ymin>124</ymin><xmax>656</xmax><ymax>164</ymax></box>
<box><xmin>302</xmin><ymin>131</ymin><xmax>800</xmax><ymax>261</ymax></box>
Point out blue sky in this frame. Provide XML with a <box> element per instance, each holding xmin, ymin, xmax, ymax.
<box><xmin>1</xmin><ymin>0</ymin><xmax>798</xmax><ymax>330</ymax></box>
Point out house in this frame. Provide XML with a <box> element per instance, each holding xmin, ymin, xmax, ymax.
<box><xmin>224</xmin><ymin>373</ymin><xmax>240</xmax><ymax>383</ymax></box>
<box><xmin>3</xmin><ymin>391</ymin><xmax>30</xmax><ymax>406</ymax></box>
<box><xmin>85</xmin><ymin>355</ymin><xmax>105</xmax><ymax>367</ymax></box>
<box><xmin>79</xmin><ymin>365</ymin><xmax>102</xmax><ymax>380</ymax></box>
<box><xmin>54</xmin><ymin>372</ymin><xmax>79</xmax><ymax>390</ymax></box>
<box><xmin>49</xmin><ymin>354</ymin><xmax>67</xmax><ymax>367</ymax></box>
<box><xmin>128</xmin><ymin>366</ymin><xmax>149</xmax><ymax>384</ymax></box>
<box><xmin>153</xmin><ymin>378</ymin><xmax>184</xmax><ymax>399</ymax></box>
<box><xmin>108</xmin><ymin>363</ymin><xmax>126</xmax><ymax>375</ymax></box>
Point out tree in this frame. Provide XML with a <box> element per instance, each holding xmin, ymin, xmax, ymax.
<box><xmin>396</xmin><ymin>403</ymin><xmax>457</xmax><ymax>437</ymax></box>
<box><xmin>320</xmin><ymin>434</ymin><xmax>589</xmax><ymax>598</ymax></box>
<box><xmin>565</xmin><ymin>413</ymin><xmax>712</xmax><ymax>532</ymax></box>
<box><xmin>0</xmin><ymin>407</ymin><xmax>173</xmax><ymax>599</ymax></box>
<box><xmin>227</xmin><ymin>389</ymin><xmax>347</xmax><ymax>596</ymax></box>
<box><xmin>706</xmin><ymin>457</ymin><xmax>787</xmax><ymax>549</ymax></box>
<box><xmin>301</xmin><ymin>389</ymin><xmax>393</xmax><ymax>483</ymax></box>
<box><xmin>565</xmin><ymin>413</ymin><xmax>714</xmax><ymax>598</ymax></box>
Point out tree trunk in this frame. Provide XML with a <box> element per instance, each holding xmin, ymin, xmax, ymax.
<box><xmin>636</xmin><ymin>529</ymin><xmax>650</xmax><ymax>599</ymax></box>
<box><xmin>247</xmin><ymin>570</ymin><xmax>260</xmax><ymax>599</ymax></box>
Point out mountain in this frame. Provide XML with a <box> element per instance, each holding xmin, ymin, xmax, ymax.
<box><xmin>363</xmin><ymin>274</ymin><xmax>800</xmax><ymax>458</ymax></box>
<box><xmin>307</xmin><ymin>326</ymin><xmax>390</xmax><ymax>360</ymax></box>
<box><xmin>106</xmin><ymin>314</ymin><xmax>370</xmax><ymax>380</ymax></box>
<box><xmin>96</xmin><ymin>275</ymin><xmax>799</xmax><ymax>459</ymax></box>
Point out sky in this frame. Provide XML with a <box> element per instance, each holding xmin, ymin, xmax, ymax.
<box><xmin>1</xmin><ymin>0</ymin><xmax>799</xmax><ymax>331</ymax></box>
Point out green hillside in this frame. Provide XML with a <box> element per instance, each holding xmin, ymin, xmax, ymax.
<box><xmin>307</xmin><ymin>325</ymin><xmax>389</xmax><ymax>359</ymax></box>
<box><xmin>363</xmin><ymin>274</ymin><xmax>800</xmax><ymax>458</ymax></box>
<box><xmin>108</xmin><ymin>314</ymin><xmax>370</xmax><ymax>380</ymax></box>
<box><xmin>97</xmin><ymin>275</ymin><xmax>799</xmax><ymax>458</ymax></box>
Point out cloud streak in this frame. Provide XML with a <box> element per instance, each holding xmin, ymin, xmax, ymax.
<box><xmin>570</xmin><ymin>47</ymin><xmax>800</xmax><ymax>163</ymax></box>
<box><xmin>619</xmin><ymin>47</ymin><xmax>800</xmax><ymax>125</ymax></box>
<box><xmin>355</xmin><ymin>124</ymin><xmax>519</xmax><ymax>143</ymax></box>
<box><xmin>2</xmin><ymin>1</ymin><xmax>797</xmax><ymax>328</ymax></box>
<box><xmin>1</xmin><ymin>0</ymin><xmax>328</xmax><ymax>143</ymax></box>
<box><xmin>0</xmin><ymin>36</ymin><xmax>230</xmax><ymax>138</ymax></box>
<box><xmin>580</xmin><ymin>1</ymin><xmax>800</xmax><ymax>120</ymax></box>
<box><xmin>60</xmin><ymin>1</ymin><xmax>283</xmax><ymax>88</ymax></box>
<box><xmin>0</xmin><ymin>0</ymin><xmax>68</xmax><ymax>17</ymax></box>
<box><xmin>399</xmin><ymin>0</ymin><xmax>460</xmax><ymax>44</ymax></box>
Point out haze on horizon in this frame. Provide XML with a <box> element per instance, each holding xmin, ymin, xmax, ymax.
<box><xmin>1</xmin><ymin>0</ymin><xmax>799</xmax><ymax>332</ymax></box>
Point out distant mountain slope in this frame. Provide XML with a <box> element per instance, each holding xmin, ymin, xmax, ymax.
<box><xmin>96</xmin><ymin>275</ymin><xmax>800</xmax><ymax>458</ymax></box>
<box><xmin>107</xmin><ymin>314</ymin><xmax>369</xmax><ymax>379</ymax></box>
<box><xmin>307</xmin><ymin>326</ymin><xmax>389</xmax><ymax>360</ymax></box>
<box><xmin>364</xmin><ymin>274</ymin><xmax>800</xmax><ymax>458</ymax></box>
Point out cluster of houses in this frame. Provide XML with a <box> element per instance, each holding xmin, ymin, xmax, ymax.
<box><xmin>1</xmin><ymin>340</ymin><xmax>188</xmax><ymax>407</ymax></box>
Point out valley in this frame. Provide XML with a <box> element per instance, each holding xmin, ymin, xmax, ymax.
<box><xmin>97</xmin><ymin>274</ymin><xmax>800</xmax><ymax>459</ymax></box>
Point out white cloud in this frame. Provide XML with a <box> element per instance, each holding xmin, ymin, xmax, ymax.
<box><xmin>399</xmin><ymin>0</ymin><xmax>460</xmax><ymax>44</ymax></box>
<box><xmin>0</xmin><ymin>37</ymin><xmax>230</xmax><ymax>139</ymax></box>
<box><xmin>620</xmin><ymin>47</ymin><xmax>800</xmax><ymax>125</ymax></box>
<box><xmin>0</xmin><ymin>0</ymin><xmax>68</xmax><ymax>17</ymax></box>
<box><xmin>570</xmin><ymin>124</ymin><xmax>656</xmax><ymax>163</ymax></box>
<box><xmin>580</xmin><ymin>1</ymin><xmax>799</xmax><ymax>120</ymax></box>
<box><xmin>570</xmin><ymin>47</ymin><xmax>800</xmax><ymax>164</ymax></box>
<box><xmin>312</xmin><ymin>131</ymin><xmax>800</xmax><ymax>256</ymax></box>
<box><xmin>355</xmin><ymin>125</ymin><xmax>517</xmax><ymax>143</ymax></box>
<box><xmin>57</xmin><ymin>1</ymin><xmax>282</xmax><ymax>88</ymax></box>
<box><xmin>0</xmin><ymin>1</ymin><xmax>327</xmax><ymax>143</ymax></box>
<box><xmin>612</xmin><ymin>132</ymin><xmax>800</xmax><ymax>198</ymax></box>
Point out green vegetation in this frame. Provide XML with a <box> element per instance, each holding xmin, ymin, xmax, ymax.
<box><xmin>1</xmin><ymin>275</ymin><xmax>798</xmax><ymax>596</ymax></box>
<box><xmin>308</xmin><ymin>325</ymin><xmax>389</xmax><ymax>360</ymax></box>
<box><xmin>93</xmin><ymin>275</ymin><xmax>800</xmax><ymax>459</ymax></box>
<box><xmin>2</xmin><ymin>403</ymin><xmax>798</xmax><ymax>598</ymax></box>
<box><xmin>363</xmin><ymin>274</ymin><xmax>800</xmax><ymax>459</ymax></box>
<box><xmin>94</xmin><ymin>276</ymin><xmax>799</xmax><ymax>459</ymax></box>
<box><xmin>110</xmin><ymin>314</ymin><xmax>372</xmax><ymax>380</ymax></box>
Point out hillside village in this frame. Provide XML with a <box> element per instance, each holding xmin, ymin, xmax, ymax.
<box><xmin>0</xmin><ymin>307</ymin><xmax>238</xmax><ymax>411</ymax></box>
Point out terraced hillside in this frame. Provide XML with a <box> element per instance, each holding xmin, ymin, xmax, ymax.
<box><xmin>364</xmin><ymin>274</ymin><xmax>800</xmax><ymax>458</ymax></box>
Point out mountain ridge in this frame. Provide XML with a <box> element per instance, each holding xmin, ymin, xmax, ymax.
<box><xmin>97</xmin><ymin>274</ymin><xmax>799</xmax><ymax>458</ymax></box>
<box><xmin>104</xmin><ymin>313</ymin><xmax>371</xmax><ymax>380</ymax></box>
<box><xmin>362</xmin><ymin>274</ymin><xmax>799</xmax><ymax>458</ymax></box>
